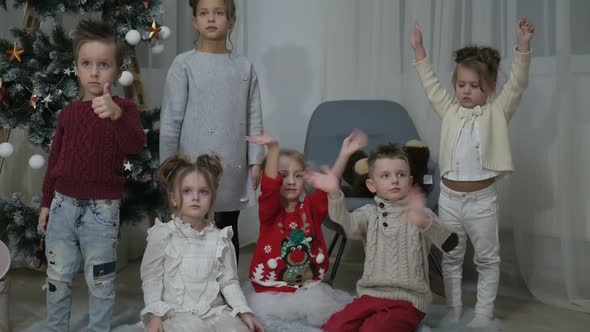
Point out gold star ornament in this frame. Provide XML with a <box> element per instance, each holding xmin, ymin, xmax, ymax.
<box><xmin>147</xmin><ymin>20</ymin><xmax>161</xmax><ymax>39</ymax></box>
<box><xmin>6</xmin><ymin>42</ymin><xmax>24</xmax><ymax>62</ymax></box>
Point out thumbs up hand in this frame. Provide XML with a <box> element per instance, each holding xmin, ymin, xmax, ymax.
<box><xmin>92</xmin><ymin>83</ymin><xmax>122</xmax><ymax>120</ymax></box>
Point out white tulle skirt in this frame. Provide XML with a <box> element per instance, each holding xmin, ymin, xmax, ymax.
<box><xmin>243</xmin><ymin>281</ymin><xmax>353</xmax><ymax>328</ymax></box>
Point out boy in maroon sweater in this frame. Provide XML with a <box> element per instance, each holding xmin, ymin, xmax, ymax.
<box><xmin>37</xmin><ymin>19</ymin><xmax>146</xmax><ymax>332</ymax></box>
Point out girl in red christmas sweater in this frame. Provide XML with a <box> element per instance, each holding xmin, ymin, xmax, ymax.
<box><xmin>243</xmin><ymin>130</ymin><xmax>366</xmax><ymax>328</ymax></box>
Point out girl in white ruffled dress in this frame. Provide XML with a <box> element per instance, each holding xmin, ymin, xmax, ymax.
<box><xmin>140</xmin><ymin>154</ymin><xmax>264</xmax><ymax>332</ymax></box>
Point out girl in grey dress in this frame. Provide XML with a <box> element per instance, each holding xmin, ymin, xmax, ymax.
<box><xmin>160</xmin><ymin>0</ymin><xmax>264</xmax><ymax>262</ymax></box>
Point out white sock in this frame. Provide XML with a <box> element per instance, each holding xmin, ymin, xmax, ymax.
<box><xmin>467</xmin><ymin>313</ymin><xmax>493</xmax><ymax>328</ymax></box>
<box><xmin>441</xmin><ymin>306</ymin><xmax>462</xmax><ymax>323</ymax></box>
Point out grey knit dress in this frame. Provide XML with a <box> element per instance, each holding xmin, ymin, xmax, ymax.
<box><xmin>159</xmin><ymin>50</ymin><xmax>264</xmax><ymax>211</ymax></box>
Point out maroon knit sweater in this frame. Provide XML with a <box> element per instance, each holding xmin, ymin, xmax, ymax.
<box><xmin>41</xmin><ymin>96</ymin><xmax>146</xmax><ymax>207</ymax></box>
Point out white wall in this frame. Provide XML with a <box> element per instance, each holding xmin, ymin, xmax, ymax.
<box><xmin>245</xmin><ymin>0</ymin><xmax>325</xmax><ymax>151</ymax></box>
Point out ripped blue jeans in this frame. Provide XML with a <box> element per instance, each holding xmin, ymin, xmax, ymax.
<box><xmin>45</xmin><ymin>192</ymin><xmax>120</xmax><ymax>332</ymax></box>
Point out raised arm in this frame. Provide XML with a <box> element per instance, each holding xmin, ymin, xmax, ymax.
<box><xmin>305</xmin><ymin>166</ymin><xmax>370</xmax><ymax>240</ymax></box>
<box><xmin>247</xmin><ymin>131</ymin><xmax>282</xmax><ymax>224</ymax></box>
<box><xmin>410</xmin><ymin>20</ymin><xmax>427</xmax><ymax>62</ymax></box>
<box><xmin>411</xmin><ymin>21</ymin><xmax>459</xmax><ymax>118</ymax></box>
<box><xmin>331</xmin><ymin>129</ymin><xmax>368</xmax><ymax>180</ymax></box>
<box><xmin>247</xmin><ymin>131</ymin><xmax>278</xmax><ymax>179</ymax></box>
<box><xmin>494</xmin><ymin>17</ymin><xmax>534</xmax><ymax>122</ymax></box>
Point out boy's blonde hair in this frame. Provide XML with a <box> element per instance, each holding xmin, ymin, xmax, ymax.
<box><xmin>73</xmin><ymin>19</ymin><xmax>124</xmax><ymax>68</ymax></box>
<box><xmin>367</xmin><ymin>144</ymin><xmax>409</xmax><ymax>177</ymax></box>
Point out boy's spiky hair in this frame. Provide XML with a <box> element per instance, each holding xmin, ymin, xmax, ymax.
<box><xmin>73</xmin><ymin>19</ymin><xmax>125</xmax><ymax>68</ymax></box>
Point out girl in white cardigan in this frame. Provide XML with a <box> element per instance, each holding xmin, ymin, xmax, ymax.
<box><xmin>140</xmin><ymin>154</ymin><xmax>264</xmax><ymax>332</ymax></box>
<box><xmin>410</xmin><ymin>18</ymin><xmax>535</xmax><ymax>327</ymax></box>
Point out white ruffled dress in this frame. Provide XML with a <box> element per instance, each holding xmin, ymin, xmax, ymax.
<box><xmin>140</xmin><ymin>217</ymin><xmax>252</xmax><ymax>324</ymax></box>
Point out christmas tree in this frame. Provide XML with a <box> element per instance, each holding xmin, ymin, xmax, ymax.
<box><xmin>0</xmin><ymin>1</ymin><xmax>168</xmax><ymax>261</ymax></box>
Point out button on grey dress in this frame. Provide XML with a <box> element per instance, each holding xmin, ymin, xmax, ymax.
<box><xmin>159</xmin><ymin>50</ymin><xmax>264</xmax><ymax>212</ymax></box>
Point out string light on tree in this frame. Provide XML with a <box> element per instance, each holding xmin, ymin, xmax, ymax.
<box><xmin>29</xmin><ymin>94</ymin><xmax>39</xmax><ymax>109</ymax></box>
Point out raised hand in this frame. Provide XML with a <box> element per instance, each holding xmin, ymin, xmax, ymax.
<box><xmin>248</xmin><ymin>130</ymin><xmax>280</xmax><ymax>178</ymax></box>
<box><xmin>250</xmin><ymin>164</ymin><xmax>261</xmax><ymax>190</ymax></box>
<box><xmin>404</xmin><ymin>187</ymin><xmax>431</xmax><ymax>229</ymax></box>
<box><xmin>516</xmin><ymin>17</ymin><xmax>534</xmax><ymax>53</ymax></box>
<box><xmin>246</xmin><ymin>130</ymin><xmax>277</xmax><ymax>146</ymax></box>
<box><xmin>517</xmin><ymin>17</ymin><xmax>535</xmax><ymax>43</ymax></box>
<box><xmin>92</xmin><ymin>83</ymin><xmax>122</xmax><ymax>120</ymax></box>
<box><xmin>304</xmin><ymin>166</ymin><xmax>341</xmax><ymax>197</ymax></box>
<box><xmin>410</xmin><ymin>20</ymin><xmax>424</xmax><ymax>50</ymax></box>
<box><xmin>410</xmin><ymin>20</ymin><xmax>427</xmax><ymax>61</ymax></box>
<box><xmin>340</xmin><ymin>129</ymin><xmax>368</xmax><ymax>157</ymax></box>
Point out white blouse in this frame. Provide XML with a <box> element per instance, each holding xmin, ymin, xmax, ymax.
<box><xmin>140</xmin><ymin>217</ymin><xmax>252</xmax><ymax>320</ymax></box>
<box><xmin>444</xmin><ymin>106</ymin><xmax>501</xmax><ymax>181</ymax></box>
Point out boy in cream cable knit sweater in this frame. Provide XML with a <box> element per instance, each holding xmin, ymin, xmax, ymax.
<box><xmin>305</xmin><ymin>143</ymin><xmax>458</xmax><ymax>332</ymax></box>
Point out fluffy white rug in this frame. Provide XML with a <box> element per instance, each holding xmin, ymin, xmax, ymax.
<box><xmin>22</xmin><ymin>303</ymin><xmax>502</xmax><ymax>332</ymax></box>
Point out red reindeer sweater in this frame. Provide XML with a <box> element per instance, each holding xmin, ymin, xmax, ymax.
<box><xmin>249</xmin><ymin>172</ymin><xmax>330</xmax><ymax>293</ymax></box>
